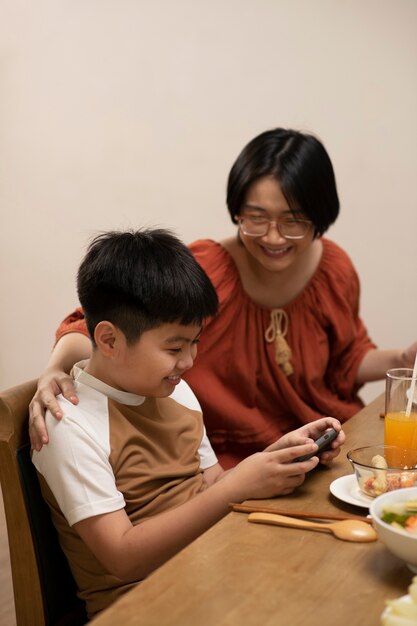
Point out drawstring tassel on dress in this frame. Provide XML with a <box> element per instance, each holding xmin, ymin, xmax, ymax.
<box><xmin>264</xmin><ymin>309</ymin><xmax>293</xmax><ymax>376</ymax></box>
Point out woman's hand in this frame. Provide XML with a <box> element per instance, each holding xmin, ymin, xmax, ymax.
<box><xmin>401</xmin><ymin>341</ymin><xmax>417</xmax><ymax>368</ymax></box>
<box><xmin>29</xmin><ymin>368</ymin><xmax>78</xmax><ymax>450</ymax></box>
<box><xmin>29</xmin><ymin>332</ymin><xmax>92</xmax><ymax>450</ymax></box>
<box><xmin>266</xmin><ymin>417</ymin><xmax>345</xmax><ymax>466</ymax></box>
<box><xmin>356</xmin><ymin>343</ymin><xmax>417</xmax><ymax>384</ymax></box>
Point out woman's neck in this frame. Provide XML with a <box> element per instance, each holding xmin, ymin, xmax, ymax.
<box><xmin>220</xmin><ymin>236</ymin><xmax>323</xmax><ymax>309</ymax></box>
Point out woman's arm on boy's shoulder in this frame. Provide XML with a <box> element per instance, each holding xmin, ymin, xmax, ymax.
<box><xmin>29</xmin><ymin>332</ymin><xmax>91</xmax><ymax>449</ymax></box>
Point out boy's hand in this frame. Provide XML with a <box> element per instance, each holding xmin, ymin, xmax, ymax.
<box><xmin>266</xmin><ymin>417</ymin><xmax>345</xmax><ymax>466</ymax></box>
<box><xmin>29</xmin><ymin>368</ymin><xmax>78</xmax><ymax>451</ymax></box>
<box><xmin>225</xmin><ymin>443</ymin><xmax>320</xmax><ymax>501</ymax></box>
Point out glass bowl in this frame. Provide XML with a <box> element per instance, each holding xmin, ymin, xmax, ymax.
<box><xmin>347</xmin><ymin>445</ymin><xmax>417</xmax><ymax>498</ymax></box>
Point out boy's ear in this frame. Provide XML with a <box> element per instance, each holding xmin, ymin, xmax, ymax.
<box><xmin>94</xmin><ymin>321</ymin><xmax>121</xmax><ymax>356</ymax></box>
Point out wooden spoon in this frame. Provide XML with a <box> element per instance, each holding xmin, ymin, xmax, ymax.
<box><xmin>248</xmin><ymin>512</ymin><xmax>377</xmax><ymax>542</ymax></box>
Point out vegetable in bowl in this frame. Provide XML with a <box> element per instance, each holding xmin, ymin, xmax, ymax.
<box><xmin>370</xmin><ymin>487</ymin><xmax>417</xmax><ymax>574</ymax></box>
<box><xmin>380</xmin><ymin>499</ymin><xmax>417</xmax><ymax>535</ymax></box>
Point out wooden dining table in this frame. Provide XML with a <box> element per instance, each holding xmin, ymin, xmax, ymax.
<box><xmin>91</xmin><ymin>394</ymin><xmax>414</xmax><ymax>626</ymax></box>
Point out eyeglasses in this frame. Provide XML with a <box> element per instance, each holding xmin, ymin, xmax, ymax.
<box><xmin>238</xmin><ymin>215</ymin><xmax>313</xmax><ymax>240</ymax></box>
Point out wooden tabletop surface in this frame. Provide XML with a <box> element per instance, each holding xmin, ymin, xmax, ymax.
<box><xmin>91</xmin><ymin>395</ymin><xmax>413</xmax><ymax>626</ymax></box>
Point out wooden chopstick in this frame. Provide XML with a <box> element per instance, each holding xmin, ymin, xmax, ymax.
<box><xmin>229</xmin><ymin>502</ymin><xmax>373</xmax><ymax>524</ymax></box>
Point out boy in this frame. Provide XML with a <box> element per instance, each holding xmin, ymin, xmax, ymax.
<box><xmin>32</xmin><ymin>228</ymin><xmax>344</xmax><ymax>618</ymax></box>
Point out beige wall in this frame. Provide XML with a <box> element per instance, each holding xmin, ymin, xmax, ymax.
<box><xmin>1</xmin><ymin>0</ymin><xmax>416</xmax><ymax>405</ymax></box>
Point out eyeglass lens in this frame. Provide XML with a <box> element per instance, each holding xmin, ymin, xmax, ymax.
<box><xmin>239</xmin><ymin>216</ymin><xmax>311</xmax><ymax>239</ymax></box>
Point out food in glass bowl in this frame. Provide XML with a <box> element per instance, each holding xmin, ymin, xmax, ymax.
<box><xmin>347</xmin><ymin>445</ymin><xmax>417</xmax><ymax>498</ymax></box>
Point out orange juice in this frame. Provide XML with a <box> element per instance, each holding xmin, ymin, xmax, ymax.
<box><xmin>384</xmin><ymin>411</ymin><xmax>417</xmax><ymax>467</ymax></box>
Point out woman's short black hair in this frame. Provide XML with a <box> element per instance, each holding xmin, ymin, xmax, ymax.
<box><xmin>226</xmin><ymin>128</ymin><xmax>340</xmax><ymax>237</ymax></box>
<box><xmin>77</xmin><ymin>228</ymin><xmax>218</xmax><ymax>345</ymax></box>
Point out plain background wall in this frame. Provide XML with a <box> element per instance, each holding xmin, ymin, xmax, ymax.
<box><xmin>1</xmin><ymin>0</ymin><xmax>416</xmax><ymax>405</ymax></box>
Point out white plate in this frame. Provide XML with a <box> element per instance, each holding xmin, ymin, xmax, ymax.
<box><xmin>329</xmin><ymin>474</ymin><xmax>374</xmax><ymax>508</ymax></box>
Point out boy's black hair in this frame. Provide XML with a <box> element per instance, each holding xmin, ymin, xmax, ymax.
<box><xmin>77</xmin><ymin>228</ymin><xmax>219</xmax><ymax>345</ymax></box>
<box><xmin>226</xmin><ymin>128</ymin><xmax>340</xmax><ymax>237</ymax></box>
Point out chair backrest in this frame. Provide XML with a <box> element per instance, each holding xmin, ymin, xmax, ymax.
<box><xmin>0</xmin><ymin>380</ymin><xmax>87</xmax><ymax>626</ymax></box>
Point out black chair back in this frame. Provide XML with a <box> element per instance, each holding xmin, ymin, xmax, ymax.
<box><xmin>17</xmin><ymin>442</ymin><xmax>87</xmax><ymax>625</ymax></box>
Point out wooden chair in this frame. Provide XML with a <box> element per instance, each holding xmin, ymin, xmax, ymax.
<box><xmin>0</xmin><ymin>380</ymin><xmax>87</xmax><ymax>625</ymax></box>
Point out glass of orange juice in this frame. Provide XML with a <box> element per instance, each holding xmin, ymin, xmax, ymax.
<box><xmin>384</xmin><ymin>368</ymin><xmax>417</xmax><ymax>467</ymax></box>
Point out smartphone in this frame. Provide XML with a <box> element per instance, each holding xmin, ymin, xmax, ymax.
<box><xmin>292</xmin><ymin>428</ymin><xmax>339</xmax><ymax>463</ymax></box>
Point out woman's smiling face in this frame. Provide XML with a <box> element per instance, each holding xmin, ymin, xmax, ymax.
<box><xmin>238</xmin><ymin>176</ymin><xmax>315</xmax><ymax>274</ymax></box>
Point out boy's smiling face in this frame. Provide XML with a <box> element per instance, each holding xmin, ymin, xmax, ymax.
<box><xmin>92</xmin><ymin>321</ymin><xmax>202</xmax><ymax>397</ymax></box>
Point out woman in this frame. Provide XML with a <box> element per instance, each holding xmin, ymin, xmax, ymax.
<box><xmin>29</xmin><ymin>128</ymin><xmax>416</xmax><ymax>468</ymax></box>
